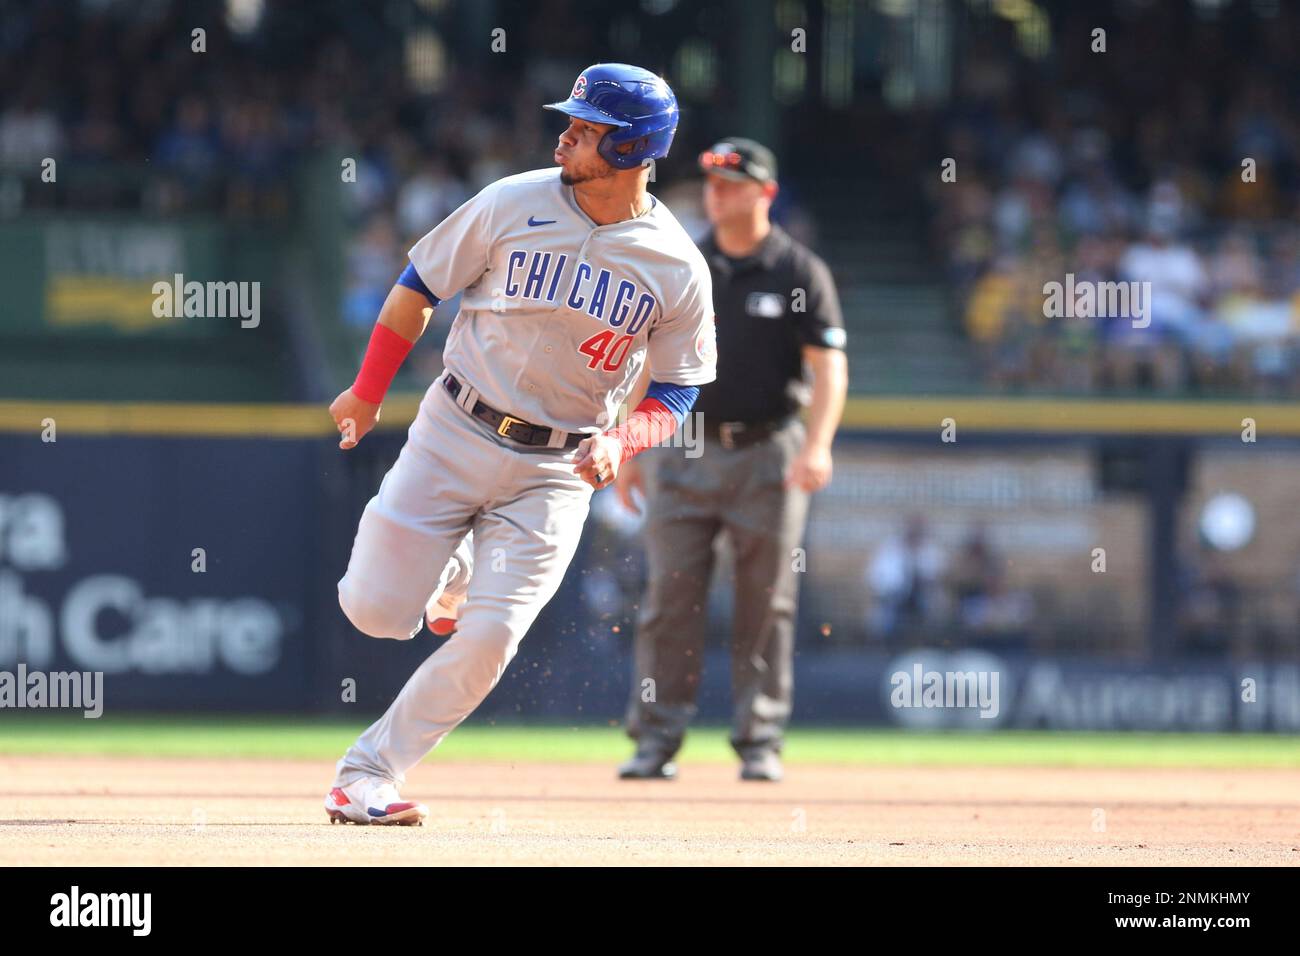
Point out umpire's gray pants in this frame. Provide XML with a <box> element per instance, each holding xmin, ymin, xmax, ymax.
<box><xmin>625</xmin><ymin>419</ymin><xmax>811</xmax><ymax>758</ymax></box>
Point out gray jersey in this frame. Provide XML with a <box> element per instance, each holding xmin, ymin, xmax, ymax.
<box><xmin>407</xmin><ymin>167</ymin><xmax>717</xmax><ymax>433</ymax></box>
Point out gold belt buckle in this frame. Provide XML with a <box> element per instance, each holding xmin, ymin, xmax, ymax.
<box><xmin>496</xmin><ymin>414</ymin><xmax>523</xmax><ymax>438</ymax></box>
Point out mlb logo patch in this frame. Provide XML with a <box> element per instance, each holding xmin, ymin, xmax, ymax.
<box><xmin>573</xmin><ymin>75</ymin><xmax>588</xmax><ymax>99</ymax></box>
<box><xmin>745</xmin><ymin>292</ymin><xmax>786</xmax><ymax>318</ymax></box>
<box><xmin>695</xmin><ymin>320</ymin><xmax>717</xmax><ymax>363</ymax></box>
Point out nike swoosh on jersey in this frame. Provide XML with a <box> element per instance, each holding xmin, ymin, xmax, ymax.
<box><xmin>527</xmin><ymin>216</ymin><xmax>557</xmax><ymax>227</ymax></box>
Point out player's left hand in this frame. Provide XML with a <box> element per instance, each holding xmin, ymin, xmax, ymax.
<box><xmin>573</xmin><ymin>433</ymin><xmax>624</xmax><ymax>490</ymax></box>
<box><xmin>785</xmin><ymin>442</ymin><xmax>832</xmax><ymax>493</ymax></box>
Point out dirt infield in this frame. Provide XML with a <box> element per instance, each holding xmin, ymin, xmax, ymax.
<box><xmin>1</xmin><ymin>756</ymin><xmax>1296</xmax><ymax>865</ymax></box>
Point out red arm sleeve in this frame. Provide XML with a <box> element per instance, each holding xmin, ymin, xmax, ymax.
<box><xmin>605</xmin><ymin>397</ymin><xmax>679</xmax><ymax>462</ymax></box>
<box><xmin>351</xmin><ymin>323</ymin><xmax>415</xmax><ymax>404</ymax></box>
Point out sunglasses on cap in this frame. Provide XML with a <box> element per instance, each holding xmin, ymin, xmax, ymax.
<box><xmin>699</xmin><ymin>149</ymin><xmax>744</xmax><ymax>169</ymax></box>
<box><xmin>698</xmin><ymin>146</ymin><xmax>772</xmax><ymax>183</ymax></box>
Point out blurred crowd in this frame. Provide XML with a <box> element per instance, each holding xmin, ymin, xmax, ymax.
<box><xmin>0</xmin><ymin>2</ymin><xmax>632</xmax><ymax>379</ymax></box>
<box><xmin>864</xmin><ymin>513</ymin><xmax>1300</xmax><ymax>658</ymax></box>
<box><xmin>865</xmin><ymin>516</ymin><xmax>1036</xmax><ymax>651</ymax></box>
<box><xmin>0</xmin><ymin>0</ymin><xmax>830</xmax><ymax>398</ymax></box>
<box><xmin>0</xmin><ymin>2</ymin><xmax>585</xmax><ymax>216</ymax></box>
<box><xmin>0</xmin><ymin>4</ymin><xmax>561</xmax><ymax>257</ymax></box>
<box><xmin>928</xmin><ymin>7</ymin><xmax>1300</xmax><ymax>397</ymax></box>
<box><xmin>13</xmin><ymin>2</ymin><xmax>1300</xmax><ymax>401</ymax></box>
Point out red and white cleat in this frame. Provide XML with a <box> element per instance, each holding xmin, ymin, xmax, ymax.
<box><xmin>426</xmin><ymin>589</ymin><xmax>467</xmax><ymax>637</ymax></box>
<box><xmin>324</xmin><ymin>777</ymin><xmax>428</xmax><ymax>826</ymax></box>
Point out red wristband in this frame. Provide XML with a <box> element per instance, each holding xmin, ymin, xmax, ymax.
<box><xmin>607</xmin><ymin>397</ymin><xmax>679</xmax><ymax>461</ymax></box>
<box><xmin>352</xmin><ymin>323</ymin><xmax>414</xmax><ymax>404</ymax></box>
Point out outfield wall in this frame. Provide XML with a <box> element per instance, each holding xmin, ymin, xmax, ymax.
<box><xmin>2</xmin><ymin>397</ymin><xmax>1298</xmax><ymax>727</ymax></box>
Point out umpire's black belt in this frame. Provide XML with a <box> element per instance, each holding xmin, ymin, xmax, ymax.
<box><xmin>444</xmin><ymin>372</ymin><xmax>585</xmax><ymax>450</ymax></box>
<box><xmin>703</xmin><ymin>414</ymin><xmax>798</xmax><ymax>450</ymax></box>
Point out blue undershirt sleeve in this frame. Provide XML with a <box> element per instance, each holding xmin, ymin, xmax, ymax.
<box><xmin>396</xmin><ymin>262</ymin><xmax>441</xmax><ymax>306</ymax></box>
<box><xmin>644</xmin><ymin>380</ymin><xmax>700</xmax><ymax>426</ymax></box>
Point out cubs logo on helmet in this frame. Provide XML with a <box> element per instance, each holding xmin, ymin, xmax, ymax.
<box><xmin>572</xmin><ymin>75</ymin><xmax>587</xmax><ymax>99</ymax></box>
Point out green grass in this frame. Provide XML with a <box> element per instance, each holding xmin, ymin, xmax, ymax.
<box><xmin>1</xmin><ymin>714</ymin><xmax>1298</xmax><ymax>767</ymax></box>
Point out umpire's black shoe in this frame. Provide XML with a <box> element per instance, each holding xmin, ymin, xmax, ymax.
<box><xmin>739</xmin><ymin>750</ymin><xmax>784</xmax><ymax>782</ymax></box>
<box><xmin>617</xmin><ymin>748</ymin><xmax>678</xmax><ymax>780</ymax></box>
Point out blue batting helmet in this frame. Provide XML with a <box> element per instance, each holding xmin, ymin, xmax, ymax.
<box><xmin>544</xmin><ymin>63</ymin><xmax>679</xmax><ymax>170</ymax></box>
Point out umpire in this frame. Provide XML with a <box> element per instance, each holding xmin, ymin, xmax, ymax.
<box><xmin>615</xmin><ymin>138</ymin><xmax>848</xmax><ymax>782</ymax></box>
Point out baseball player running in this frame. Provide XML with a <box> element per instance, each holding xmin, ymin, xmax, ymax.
<box><xmin>323</xmin><ymin>64</ymin><xmax>716</xmax><ymax>825</ymax></box>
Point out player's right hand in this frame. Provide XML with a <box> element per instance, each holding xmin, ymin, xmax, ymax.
<box><xmin>329</xmin><ymin>387</ymin><xmax>381</xmax><ymax>450</ymax></box>
<box><xmin>614</xmin><ymin>457</ymin><xmax>644</xmax><ymax>514</ymax></box>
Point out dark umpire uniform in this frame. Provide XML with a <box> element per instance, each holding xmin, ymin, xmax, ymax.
<box><xmin>621</xmin><ymin>138</ymin><xmax>845</xmax><ymax>781</ymax></box>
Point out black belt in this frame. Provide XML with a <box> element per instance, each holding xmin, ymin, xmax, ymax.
<box><xmin>443</xmin><ymin>373</ymin><xmax>585</xmax><ymax>450</ymax></box>
<box><xmin>702</xmin><ymin>415</ymin><xmax>797</xmax><ymax>450</ymax></box>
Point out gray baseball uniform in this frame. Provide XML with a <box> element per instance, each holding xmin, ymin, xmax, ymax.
<box><xmin>333</xmin><ymin>167</ymin><xmax>716</xmax><ymax>788</ymax></box>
